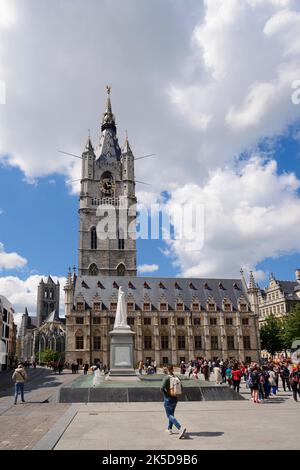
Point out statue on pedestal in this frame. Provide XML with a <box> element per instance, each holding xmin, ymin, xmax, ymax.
<box><xmin>114</xmin><ymin>286</ymin><xmax>129</xmax><ymax>329</ymax></box>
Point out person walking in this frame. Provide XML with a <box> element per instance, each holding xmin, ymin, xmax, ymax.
<box><xmin>214</xmin><ymin>364</ymin><xmax>222</xmax><ymax>385</ymax></box>
<box><xmin>269</xmin><ymin>368</ymin><xmax>277</xmax><ymax>395</ymax></box>
<box><xmin>83</xmin><ymin>363</ymin><xmax>89</xmax><ymax>375</ymax></box>
<box><xmin>138</xmin><ymin>360</ymin><xmax>144</xmax><ymax>375</ymax></box>
<box><xmin>280</xmin><ymin>365</ymin><xmax>291</xmax><ymax>392</ymax></box>
<box><xmin>290</xmin><ymin>367</ymin><xmax>300</xmax><ymax>402</ymax></box>
<box><xmin>161</xmin><ymin>365</ymin><xmax>186</xmax><ymax>439</ymax></box>
<box><xmin>12</xmin><ymin>364</ymin><xmax>27</xmax><ymax>405</ymax></box>
<box><xmin>231</xmin><ymin>365</ymin><xmax>242</xmax><ymax>392</ymax></box>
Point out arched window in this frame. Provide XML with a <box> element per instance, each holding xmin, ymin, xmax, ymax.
<box><xmin>117</xmin><ymin>263</ymin><xmax>126</xmax><ymax>276</ymax></box>
<box><xmin>89</xmin><ymin>263</ymin><xmax>99</xmax><ymax>276</ymax></box>
<box><xmin>91</xmin><ymin>227</ymin><xmax>97</xmax><ymax>250</ymax></box>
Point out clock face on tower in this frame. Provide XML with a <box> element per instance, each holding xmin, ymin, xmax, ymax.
<box><xmin>99</xmin><ymin>174</ymin><xmax>115</xmax><ymax>196</ymax></box>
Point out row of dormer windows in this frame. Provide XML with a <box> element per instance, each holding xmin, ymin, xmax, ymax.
<box><xmin>75</xmin><ymin>301</ymin><xmax>249</xmax><ymax>312</ymax></box>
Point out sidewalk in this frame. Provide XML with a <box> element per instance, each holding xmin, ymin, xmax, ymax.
<box><xmin>53</xmin><ymin>393</ymin><xmax>299</xmax><ymax>450</ymax></box>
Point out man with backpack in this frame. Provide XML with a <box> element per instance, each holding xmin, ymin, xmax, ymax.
<box><xmin>12</xmin><ymin>363</ymin><xmax>27</xmax><ymax>405</ymax></box>
<box><xmin>161</xmin><ymin>365</ymin><xmax>187</xmax><ymax>438</ymax></box>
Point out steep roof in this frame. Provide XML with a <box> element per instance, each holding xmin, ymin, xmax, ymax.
<box><xmin>73</xmin><ymin>276</ymin><xmax>250</xmax><ymax>311</ymax></box>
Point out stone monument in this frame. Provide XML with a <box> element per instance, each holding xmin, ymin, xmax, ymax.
<box><xmin>107</xmin><ymin>286</ymin><xmax>137</xmax><ymax>379</ymax></box>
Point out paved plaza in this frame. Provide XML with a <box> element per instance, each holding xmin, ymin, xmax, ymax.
<box><xmin>0</xmin><ymin>368</ymin><xmax>299</xmax><ymax>450</ymax></box>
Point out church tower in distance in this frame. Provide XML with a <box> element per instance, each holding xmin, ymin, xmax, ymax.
<box><xmin>78</xmin><ymin>86</ymin><xmax>137</xmax><ymax>277</ymax></box>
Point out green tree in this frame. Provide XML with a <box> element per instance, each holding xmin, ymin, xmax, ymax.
<box><xmin>282</xmin><ymin>304</ymin><xmax>300</xmax><ymax>348</ymax></box>
<box><xmin>260</xmin><ymin>314</ymin><xmax>284</xmax><ymax>357</ymax></box>
<box><xmin>40</xmin><ymin>349</ymin><xmax>59</xmax><ymax>363</ymax></box>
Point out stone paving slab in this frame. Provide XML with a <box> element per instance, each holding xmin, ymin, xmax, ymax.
<box><xmin>54</xmin><ymin>395</ymin><xmax>300</xmax><ymax>450</ymax></box>
<box><xmin>0</xmin><ymin>369</ymin><xmax>79</xmax><ymax>450</ymax></box>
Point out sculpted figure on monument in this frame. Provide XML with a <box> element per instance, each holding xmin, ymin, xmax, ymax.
<box><xmin>114</xmin><ymin>286</ymin><xmax>129</xmax><ymax>329</ymax></box>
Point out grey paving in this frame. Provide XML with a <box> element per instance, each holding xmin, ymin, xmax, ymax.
<box><xmin>54</xmin><ymin>392</ymin><xmax>300</xmax><ymax>450</ymax></box>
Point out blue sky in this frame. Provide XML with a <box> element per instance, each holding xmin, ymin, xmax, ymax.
<box><xmin>1</xmin><ymin>0</ymin><xmax>300</xmax><ymax>315</ymax></box>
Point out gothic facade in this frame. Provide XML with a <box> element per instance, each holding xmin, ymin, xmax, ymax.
<box><xmin>18</xmin><ymin>277</ymin><xmax>65</xmax><ymax>362</ymax></box>
<box><xmin>64</xmin><ymin>88</ymin><xmax>261</xmax><ymax>367</ymax></box>
<box><xmin>258</xmin><ymin>270</ymin><xmax>300</xmax><ymax>323</ymax></box>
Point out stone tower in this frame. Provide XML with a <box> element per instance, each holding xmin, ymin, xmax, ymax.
<box><xmin>36</xmin><ymin>276</ymin><xmax>60</xmax><ymax>327</ymax></box>
<box><xmin>78</xmin><ymin>86</ymin><xmax>137</xmax><ymax>276</ymax></box>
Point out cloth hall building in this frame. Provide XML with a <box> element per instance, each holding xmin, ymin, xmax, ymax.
<box><xmin>64</xmin><ymin>88</ymin><xmax>260</xmax><ymax>367</ymax></box>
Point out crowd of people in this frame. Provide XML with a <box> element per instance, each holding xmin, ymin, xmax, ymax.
<box><xmin>179</xmin><ymin>357</ymin><xmax>300</xmax><ymax>402</ymax></box>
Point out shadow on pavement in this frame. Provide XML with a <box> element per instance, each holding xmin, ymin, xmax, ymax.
<box><xmin>187</xmin><ymin>431</ymin><xmax>224</xmax><ymax>438</ymax></box>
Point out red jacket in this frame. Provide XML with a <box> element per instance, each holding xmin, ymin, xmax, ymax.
<box><xmin>231</xmin><ymin>369</ymin><xmax>242</xmax><ymax>381</ymax></box>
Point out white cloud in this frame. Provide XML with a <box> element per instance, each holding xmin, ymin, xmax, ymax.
<box><xmin>0</xmin><ymin>274</ymin><xmax>66</xmax><ymax>318</ymax></box>
<box><xmin>164</xmin><ymin>157</ymin><xmax>300</xmax><ymax>278</ymax></box>
<box><xmin>1</xmin><ymin>0</ymin><xmax>300</xmax><ymax>279</ymax></box>
<box><xmin>137</xmin><ymin>264</ymin><xmax>159</xmax><ymax>274</ymax></box>
<box><xmin>0</xmin><ymin>242</ymin><xmax>27</xmax><ymax>270</ymax></box>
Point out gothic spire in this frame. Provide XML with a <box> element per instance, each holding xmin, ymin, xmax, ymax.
<box><xmin>101</xmin><ymin>85</ymin><xmax>116</xmax><ymax>133</ymax></box>
<box><xmin>122</xmin><ymin>131</ymin><xmax>133</xmax><ymax>156</ymax></box>
<box><xmin>83</xmin><ymin>133</ymin><xmax>94</xmax><ymax>153</ymax></box>
<box><xmin>249</xmin><ymin>271</ymin><xmax>256</xmax><ymax>290</ymax></box>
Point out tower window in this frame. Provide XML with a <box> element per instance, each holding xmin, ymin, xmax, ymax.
<box><xmin>91</xmin><ymin>227</ymin><xmax>97</xmax><ymax>250</ymax></box>
<box><xmin>118</xmin><ymin>230</ymin><xmax>125</xmax><ymax>250</ymax></box>
<box><xmin>117</xmin><ymin>264</ymin><xmax>126</xmax><ymax>276</ymax></box>
<box><xmin>89</xmin><ymin>264</ymin><xmax>99</xmax><ymax>276</ymax></box>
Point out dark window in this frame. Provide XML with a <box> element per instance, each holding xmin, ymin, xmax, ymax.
<box><xmin>193</xmin><ymin>317</ymin><xmax>201</xmax><ymax>325</ymax></box>
<box><xmin>195</xmin><ymin>336</ymin><xmax>202</xmax><ymax>349</ymax></box>
<box><xmin>93</xmin><ymin>317</ymin><xmax>101</xmax><ymax>325</ymax></box>
<box><xmin>161</xmin><ymin>318</ymin><xmax>168</xmax><ymax>325</ymax></box>
<box><xmin>176</xmin><ymin>303</ymin><xmax>184</xmax><ymax>311</ymax></box>
<box><xmin>208</xmin><ymin>303</ymin><xmax>215</xmax><ymax>311</ymax></box>
<box><xmin>143</xmin><ymin>317</ymin><xmax>151</xmax><ymax>325</ymax></box>
<box><xmin>211</xmin><ymin>336</ymin><xmax>218</xmax><ymax>349</ymax></box>
<box><xmin>4</xmin><ymin>324</ymin><xmax>9</xmax><ymax>339</ymax></box>
<box><xmin>109</xmin><ymin>316</ymin><xmax>115</xmax><ymax>325</ymax></box>
<box><xmin>177</xmin><ymin>336</ymin><xmax>186</xmax><ymax>349</ymax></box>
<box><xmin>89</xmin><ymin>264</ymin><xmax>98</xmax><ymax>276</ymax></box>
<box><xmin>94</xmin><ymin>302</ymin><xmax>101</xmax><ymax>311</ymax></box>
<box><xmin>110</xmin><ymin>302</ymin><xmax>117</xmax><ymax>311</ymax></box>
<box><xmin>180</xmin><ymin>357</ymin><xmax>185</xmax><ymax>363</ymax></box>
<box><xmin>227</xmin><ymin>336</ymin><xmax>235</xmax><ymax>349</ymax></box>
<box><xmin>117</xmin><ymin>264</ymin><xmax>125</xmax><ymax>276</ymax></box>
<box><xmin>160</xmin><ymin>303</ymin><xmax>168</xmax><ymax>311</ymax></box>
<box><xmin>3</xmin><ymin>309</ymin><xmax>8</xmax><ymax>322</ymax></box>
<box><xmin>118</xmin><ymin>236</ymin><xmax>125</xmax><ymax>250</ymax></box>
<box><xmin>77</xmin><ymin>302</ymin><xmax>84</xmax><ymax>311</ymax></box>
<box><xmin>177</xmin><ymin>317</ymin><xmax>185</xmax><ymax>326</ymax></box>
<box><xmin>245</xmin><ymin>356</ymin><xmax>252</xmax><ymax>364</ymax></box>
<box><xmin>127</xmin><ymin>302</ymin><xmax>134</xmax><ymax>311</ymax></box>
<box><xmin>226</xmin><ymin>318</ymin><xmax>233</xmax><ymax>325</ymax></box>
<box><xmin>77</xmin><ymin>358</ymin><xmax>83</xmax><ymax>365</ymax></box>
<box><xmin>210</xmin><ymin>318</ymin><xmax>217</xmax><ymax>325</ymax></box>
<box><xmin>161</xmin><ymin>336</ymin><xmax>169</xmax><ymax>350</ymax></box>
<box><xmin>127</xmin><ymin>317</ymin><xmax>135</xmax><ymax>326</ymax></box>
<box><xmin>93</xmin><ymin>336</ymin><xmax>101</xmax><ymax>350</ymax></box>
<box><xmin>143</xmin><ymin>302</ymin><xmax>151</xmax><ymax>311</ymax></box>
<box><xmin>243</xmin><ymin>336</ymin><xmax>251</xmax><ymax>349</ymax></box>
<box><xmin>242</xmin><ymin>318</ymin><xmax>249</xmax><ymax>325</ymax></box>
<box><xmin>240</xmin><ymin>304</ymin><xmax>248</xmax><ymax>312</ymax></box>
<box><xmin>192</xmin><ymin>303</ymin><xmax>200</xmax><ymax>311</ymax></box>
<box><xmin>76</xmin><ymin>336</ymin><xmax>84</xmax><ymax>349</ymax></box>
<box><xmin>144</xmin><ymin>336</ymin><xmax>152</xmax><ymax>350</ymax></box>
<box><xmin>224</xmin><ymin>303</ymin><xmax>231</xmax><ymax>312</ymax></box>
<box><xmin>76</xmin><ymin>317</ymin><xmax>84</xmax><ymax>324</ymax></box>
<box><xmin>162</xmin><ymin>357</ymin><xmax>169</xmax><ymax>365</ymax></box>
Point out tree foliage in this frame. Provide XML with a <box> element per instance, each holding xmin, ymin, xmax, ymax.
<box><xmin>40</xmin><ymin>349</ymin><xmax>59</xmax><ymax>363</ymax></box>
<box><xmin>260</xmin><ymin>314</ymin><xmax>285</xmax><ymax>356</ymax></box>
<box><xmin>282</xmin><ymin>304</ymin><xmax>300</xmax><ymax>348</ymax></box>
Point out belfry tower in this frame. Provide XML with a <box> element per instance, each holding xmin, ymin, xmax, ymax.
<box><xmin>78</xmin><ymin>87</ymin><xmax>137</xmax><ymax>277</ymax></box>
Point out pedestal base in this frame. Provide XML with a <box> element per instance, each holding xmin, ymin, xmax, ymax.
<box><xmin>109</xmin><ymin>326</ymin><xmax>136</xmax><ymax>379</ymax></box>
